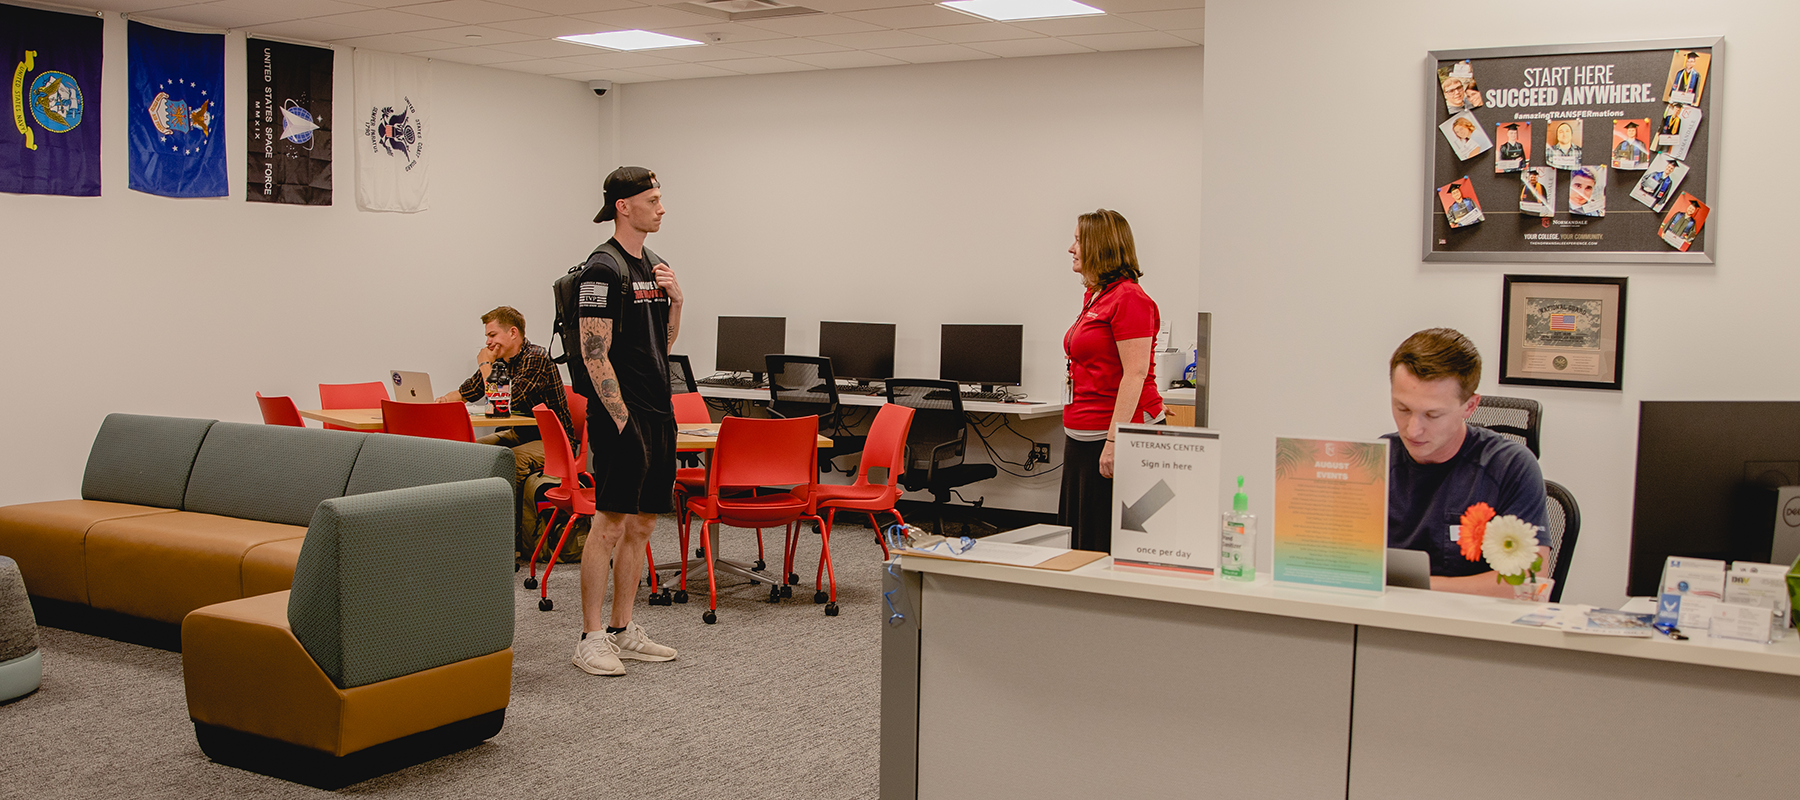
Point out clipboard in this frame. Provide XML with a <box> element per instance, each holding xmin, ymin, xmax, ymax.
<box><xmin>901</xmin><ymin>548</ymin><xmax>1107</xmax><ymax>571</ymax></box>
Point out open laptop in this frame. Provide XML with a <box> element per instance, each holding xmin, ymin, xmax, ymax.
<box><xmin>1385</xmin><ymin>548</ymin><xmax>1433</xmax><ymax>590</ymax></box>
<box><xmin>389</xmin><ymin>370</ymin><xmax>434</xmax><ymax>403</ymax></box>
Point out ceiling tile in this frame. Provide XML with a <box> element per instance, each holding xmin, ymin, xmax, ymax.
<box><xmin>1166</xmin><ymin>26</ymin><xmax>1201</xmax><ymax>44</ymax></box>
<box><xmin>726</xmin><ymin>37</ymin><xmax>850</xmax><ymax>56</ymax></box>
<box><xmin>1061</xmin><ymin>29</ymin><xmax>1189</xmax><ymax>50</ymax></box>
<box><xmin>245</xmin><ymin>18</ymin><xmax>376</xmax><ymax>40</ymax></box>
<box><xmin>631</xmin><ymin>62</ymin><xmax>739</xmax><ymax>79</ymax></box>
<box><xmin>963</xmin><ymin>36</ymin><xmax>1090</xmax><ymax>57</ymax></box>
<box><xmin>315</xmin><ymin>8</ymin><xmax>460</xmax><ymax>32</ymax></box>
<box><xmin>866</xmin><ymin>43</ymin><xmax>994</xmax><ymax>63</ymax></box>
<box><xmin>655</xmin><ymin>22</ymin><xmax>794</xmax><ymax>44</ymax></box>
<box><xmin>554</xmin><ymin>50</ymin><xmax>682</xmax><ymax>68</ymax></box>
<box><xmin>702</xmin><ymin>56</ymin><xmax>820</xmax><ymax>74</ymax></box>
<box><xmin>394</xmin><ymin>0</ymin><xmax>544</xmax><ymax>23</ymax></box>
<box><xmin>789</xmin><ymin>0</ymin><xmax>926</xmax><ymax>12</ymax></box>
<box><xmin>634</xmin><ymin>44</ymin><xmax>763</xmax><ymax>62</ymax></box>
<box><xmin>784</xmin><ymin>50</ymin><xmax>905</xmax><ymax>68</ymax></box>
<box><xmin>840</xmin><ymin>5</ymin><xmax>975</xmax><ymax>29</ymax></box>
<box><xmin>1084</xmin><ymin>0</ymin><xmax>1204</xmax><ymax>12</ymax></box>
<box><xmin>338</xmin><ymin>0</ymin><xmax>440</xmax><ymax>7</ymax></box>
<box><xmin>406</xmin><ymin>24</ymin><xmax>541</xmax><ymax>43</ymax></box>
<box><xmin>908</xmin><ymin>21</ymin><xmax>1038</xmax><ymax>43</ymax></box>
<box><xmin>487</xmin><ymin>16</ymin><xmax>621</xmax><ymax>35</ymax></box>
<box><xmin>546</xmin><ymin>68</ymin><xmax>667</xmax><ymax>82</ymax></box>
<box><xmin>1010</xmin><ymin>14</ymin><xmax>1148</xmax><ymax>35</ymax></box>
<box><xmin>104</xmin><ymin>0</ymin><xmax>206</xmax><ymax>13</ymax></box>
<box><xmin>570</xmin><ymin>6</ymin><xmax>721</xmax><ymax>28</ymax></box>
<box><xmin>494</xmin><ymin>0</ymin><xmax>645</xmax><ymax>14</ymax></box>
<box><xmin>1116</xmin><ymin>7</ymin><xmax>1202</xmax><ymax>29</ymax></box>
<box><xmin>737</xmin><ymin>14</ymin><xmax>881</xmax><ymax>36</ymax></box>
<box><xmin>812</xmin><ymin>29</ymin><xmax>939</xmax><ymax>49</ymax></box>
<box><xmin>137</xmin><ymin>4</ymin><xmax>295</xmax><ymax>28</ymax></box>
<box><xmin>493</xmin><ymin>57</ymin><xmax>596</xmax><ymax>73</ymax></box>
<box><xmin>336</xmin><ymin>32</ymin><xmax>464</xmax><ymax>51</ymax></box>
<box><xmin>423</xmin><ymin>45</ymin><xmax>535</xmax><ymax>63</ymax></box>
<box><xmin>489</xmin><ymin>37</ymin><xmax>621</xmax><ymax>56</ymax></box>
<box><xmin>213</xmin><ymin>0</ymin><xmax>369</xmax><ymax>19</ymax></box>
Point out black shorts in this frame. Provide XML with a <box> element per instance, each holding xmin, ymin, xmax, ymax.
<box><xmin>587</xmin><ymin>409</ymin><xmax>676</xmax><ymax>515</ymax></box>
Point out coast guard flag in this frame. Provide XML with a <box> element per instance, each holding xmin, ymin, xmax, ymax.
<box><xmin>1</xmin><ymin>3</ymin><xmax>103</xmax><ymax>196</ymax></box>
<box><xmin>354</xmin><ymin>49</ymin><xmax>429</xmax><ymax>212</ymax></box>
<box><xmin>128</xmin><ymin>21</ymin><xmax>227</xmax><ymax>198</ymax></box>
<box><xmin>247</xmin><ymin>39</ymin><xmax>333</xmax><ymax>205</ymax></box>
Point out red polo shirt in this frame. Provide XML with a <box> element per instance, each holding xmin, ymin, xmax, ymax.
<box><xmin>1063</xmin><ymin>279</ymin><xmax>1163</xmax><ymax>432</ymax></box>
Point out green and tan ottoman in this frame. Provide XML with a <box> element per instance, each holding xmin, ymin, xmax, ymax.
<box><xmin>0</xmin><ymin>555</ymin><xmax>42</xmax><ymax>702</ymax></box>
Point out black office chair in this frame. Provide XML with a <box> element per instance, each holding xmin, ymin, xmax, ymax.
<box><xmin>1543</xmin><ymin>479</ymin><xmax>1580</xmax><ymax>602</ymax></box>
<box><xmin>885</xmin><ymin>379</ymin><xmax>999</xmax><ymax>535</ymax></box>
<box><xmin>667</xmin><ymin>354</ymin><xmax>699</xmax><ymax>395</ymax></box>
<box><xmin>765</xmin><ymin>355</ymin><xmax>865</xmax><ymax>474</ymax></box>
<box><xmin>1469</xmin><ymin>395</ymin><xmax>1541</xmax><ymax>457</ymax></box>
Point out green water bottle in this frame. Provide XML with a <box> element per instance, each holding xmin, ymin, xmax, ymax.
<box><xmin>1220</xmin><ymin>475</ymin><xmax>1256</xmax><ymax>581</ymax></box>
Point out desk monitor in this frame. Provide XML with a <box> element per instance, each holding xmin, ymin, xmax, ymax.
<box><xmin>716</xmin><ymin>316</ymin><xmax>785</xmax><ymax>380</ymax></box>
<box><xmin>939</xmin><ymin>323</ymin><xmax>1023</xmax><ymax>390</ymax></box>
<box><xmin>819</xmin><ymin>321</ymin><xmax>896</xmax><ymax>384</ymax></box>
<box><xmin>1628</xmin><ymin>401</ymin><xmax>1800</xmax><ymax>596</ymax></box>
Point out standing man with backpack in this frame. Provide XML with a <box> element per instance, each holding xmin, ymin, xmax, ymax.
<box><xmin>566</xmin><ymin>166</ymin><xmax>683</xmax><ymax>676</ymax></box>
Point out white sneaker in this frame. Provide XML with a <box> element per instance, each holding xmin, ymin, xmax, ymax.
<box><xmin>615</xmin><ymin>621</ymin><xmax>678</xmax><ymax>662</ymax></box>
<box><xmin>573</xmin><ymin>632</ymin><xmax>625</xmax><ymax>676</ymax></box>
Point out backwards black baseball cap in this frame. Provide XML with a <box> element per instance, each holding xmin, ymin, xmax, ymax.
<box><xmin>595</xmin><ymin>166</ymin><xmax>659</xmax><ymax>223</ymax></box>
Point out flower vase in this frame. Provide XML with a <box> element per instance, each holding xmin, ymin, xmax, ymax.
<box><xmin>1511</xmin><ymin>579</ymin><xmax>1550</xmax><ymax>602</ymax></box>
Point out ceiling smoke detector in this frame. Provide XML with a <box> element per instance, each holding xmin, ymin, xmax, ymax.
<box><xmin>677</xmin><ymin>0</ymin><xmax>820</xmax><ymax>22</ymax></box>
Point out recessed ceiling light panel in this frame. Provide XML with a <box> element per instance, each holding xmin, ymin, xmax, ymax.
<box><xmin>938</xmin><ymin>0</ymin><xmax>1104</xmax><ymax>22</ymax></box>
<box><xmin>557</xmin><ymin>30</ymin><xmax>705</xmax><ymax>51</ymax></box>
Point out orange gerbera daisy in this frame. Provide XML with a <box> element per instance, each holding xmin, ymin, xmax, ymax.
<box><xmin>1459</xmin><ymin>502</ymin><xmax>1496</xmax><ymax>562</ymax></box>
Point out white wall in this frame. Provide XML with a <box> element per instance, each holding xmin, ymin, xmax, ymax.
<box><xmin>1203</xmin><ymin>0</ymin><xmax>1800</xmax><ymax>606</ymax></box>
<box><xmin>608</xmin><ymin>47</ymin><xmax>1204</xmax><ymax>510</ymax></box>
<box><xmin>0</xmin><ymin>17</ymin><xmax>604</xmax><ymax>506</ymax></box>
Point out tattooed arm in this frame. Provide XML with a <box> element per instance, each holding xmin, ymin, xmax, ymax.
<box><xmin>580</xmin><ymin>317</ymin><xmax>629</xmax><ymax>433</ymax></box>
<box><xmin>654</xmin><ymin>262</ymin><xmax>683</xmax><ymax>351</ymax></box>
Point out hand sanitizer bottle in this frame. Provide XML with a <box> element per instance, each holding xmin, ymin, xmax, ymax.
<box><xmin>1220</xmin><ymin>476</ymin><xmax>1256</xmax><ymax>582</ymax></box>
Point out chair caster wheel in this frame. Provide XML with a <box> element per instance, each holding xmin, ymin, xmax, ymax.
<box><xmin>825</xmin><ymin>602</ymin><xmax>839</xmax><ymax>617</ymax></box>
<box><xmin>674</xmin><ymin>590</ymin><xmax>689</xmax><ymax>604</ymax></box>
<box><xmin>514</xmin><ymin>562</ymin><xmax>521</xmax><ymax>572</ymax></box>
<box><xmin>648</xmin><ymin>591</ymin><xmax>670</xmax><ymax>607</ymax></box>
<box><xmin>814</xmin><ymin>591</ymin><xmax>828</xmax><ymax>604</ymax></box>
<box><xmin>780</xmin><ymin>585</ymin><xmax>792</xmax><ymax>598</ymax></box>
<box><xmin>754</xmin><ymin>559</ymin><xmax>767</xmax><ymax>571</ymax></box>
<box><xmin>696</xmin><ymin>548</ymin><xmax>705</xmax><ymax>558</ymax></box>
<box><xmin>702</xmin><ymin>610</ymin><xmax>717</xmax><ymax>624</ymax></box>
<box><xmin>538</xmin><ymin>598</ymin><xmax>553</xmax><ymax>612</ymax></box>
<box><xmin>812</xmin><ymin>522</ymin><xmax>821</xmax><ymax>535</ymax></box>
<box><xmin>523</xmin><ymin>578</ymin><xmax>539</xmax><ymax>590</ymax></box>
<box><xmin>787</xmin><ymin>572</ymin><xmax>800</xmax><ymax>585</ymax></box>
<box><xmin>768</xmin><ymin>586</ymin><xmax>782</xmax><ymax>603</ymax></box>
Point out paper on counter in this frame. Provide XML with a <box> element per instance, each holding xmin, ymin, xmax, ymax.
<box><xmin>904</xmin><ymin>540</ymin><xmax>1071</xmax><ymax>568</ymax></box>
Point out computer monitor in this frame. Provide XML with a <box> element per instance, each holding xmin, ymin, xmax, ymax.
<box><xmin>715</xmin><ymin>316</ymin><xmax>785</xmax><ymax>379</ymax></box>
<box><xmin>1628</xmin><ymin>401</ymin><xmax>1800</xmax><ymax>596</ymax></box>
<box><xmin>819</xmin><ymin>321</ymin><xmax>896</xmax><ymax>384</ymax></box>
<box><xmin>939</xmin><ymin>324</ymin><xmax>1023</xmax><ymax>390</ymax></box>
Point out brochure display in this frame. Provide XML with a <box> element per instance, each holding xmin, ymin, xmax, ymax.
<box><xmin>1110</xmin><ymin>424</ymin><xmax>1221</xmax><ymax>575</ymax></box>
<box><xmin>1272</xmin><ymin>437</ymin><xmax>1389</xmax><ymax>592</ymax></box>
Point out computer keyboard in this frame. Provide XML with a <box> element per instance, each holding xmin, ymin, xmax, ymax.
<box><xmin>837</xmin><ymin>384</ymin><xmax>883</xmax><ymax>396</ymax></box>
<box><xmin>923</xmin><ymin>389</ymin><xmax>1016</xmax><ymax>403</ymax></box>
<box><xmin>697</xmin><ymin>375</ymin><xmax>766</xmax><ymax>389</ymax></box>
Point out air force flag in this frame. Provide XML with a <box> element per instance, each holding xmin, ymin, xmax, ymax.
<box><xmin>128</xmin><ymin>21</ymin><xmax>227</xmax><ymax>198</ymax></box>
<box><xmin>2</xmin><ymin>3</ymin><xmax>103</xmax><ymax>197</ymax></box>
<box><xmin>354</xmin><ymin>49</ymin><xmax>429</xmax><ymax>212</ymax></box>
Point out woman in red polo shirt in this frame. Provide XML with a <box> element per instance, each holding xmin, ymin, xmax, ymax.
<box><xmin>1061</xmin><ymin>209</ymin><xmax>1164</xmax><ymax>553</ymax></box>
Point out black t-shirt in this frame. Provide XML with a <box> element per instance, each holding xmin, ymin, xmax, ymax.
<box><xmin>572</xmin><ymin>239</ymin><xmax>672</xmax><ymax>417</ymax></box>
<box><xmin>1384</xmin><ymin>425</ymin><xmax>1548</xmax><ymax>578</ymax></box>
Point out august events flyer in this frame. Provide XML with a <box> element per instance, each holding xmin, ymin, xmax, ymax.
<box><xmin>1272</xmin><ymin>437</ymin><xmax>1389</xmax><ymax>593</ymax></box>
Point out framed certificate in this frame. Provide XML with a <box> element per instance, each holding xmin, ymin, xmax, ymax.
<box><xmin>1499</xmin><ymin>274</ymin><xmax>1627</xmax><ymax>390</ymax></box>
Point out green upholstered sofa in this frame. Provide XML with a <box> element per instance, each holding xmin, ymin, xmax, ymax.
<box><xmin>0</xmin><ymin>413</ymin><xmax>513</xmax><ymax>625</ymax></box>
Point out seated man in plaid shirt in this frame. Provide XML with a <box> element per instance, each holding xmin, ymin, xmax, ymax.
<box><xmin>437</xmin><ymin>306</ymin><xmax>577</xmax><ymax>483</ymax></box>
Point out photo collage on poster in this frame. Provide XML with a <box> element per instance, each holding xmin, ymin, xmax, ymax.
<box><xmin>1432</xmin><ymin>49</ymin><xmax>1713</xmax><ymax>253</ymax></box>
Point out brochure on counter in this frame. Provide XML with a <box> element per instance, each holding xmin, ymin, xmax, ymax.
<box><xmin>899</xmin><ymin>539</ymin><xmax>1106</xmax><ymax>571</ymax></box>
<box><xmin>1513</xmin><ymin>605</ymin><xmax>1656</xmax><ymax>636</ymax></box>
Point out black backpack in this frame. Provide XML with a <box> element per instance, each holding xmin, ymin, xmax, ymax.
<box><xmin>551</xmin><ymin>241</ymin><xmax>664</xmax><ymax>371</ymax></box>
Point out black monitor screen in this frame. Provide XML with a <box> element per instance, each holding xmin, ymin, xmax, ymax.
<box><xmin>939</xmin><ymin>324</ymin><xmax>1023</xmax><ymax>388</ymax></box>
<box><xmin>716</xmin><ymin>316</ymin><xmax>785</xmax><ymax>375</ymax></box>
<box><xmin>819</xmin><ymin>321</ymin><xmax>896</xmax><ymax>382</ymax></box>
<box><xmin>1628</xmin><ymin>401</ymin><xmax>1800</xmax><ymax>596</ymax></box>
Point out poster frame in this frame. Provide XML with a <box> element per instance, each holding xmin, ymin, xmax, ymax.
<box><xmin>1423</xmin><ymin>37</ymin><xmax>1723</xmax><ymax>264</ymax></box>
<box><xmin>1498</xmin><ymin>274</ymin><xmax>1628</xmax><ymax>390</ymax></box>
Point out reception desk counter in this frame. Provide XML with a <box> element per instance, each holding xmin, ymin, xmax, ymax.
<box><xmin>881</xmin><ymin>552</ymin><xmax>1800</xmax><ymax>799</ymax></box>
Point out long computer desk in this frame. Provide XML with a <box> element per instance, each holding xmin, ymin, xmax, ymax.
<box><xmin>695</xmin><ymin>385</ymin><xmax>1064</xmax><ymax>421</ymax></box>
<box><xmin>881</xmin><ymin>543</ymin><xmax>1800</xmax><ymax>800</ymax></box>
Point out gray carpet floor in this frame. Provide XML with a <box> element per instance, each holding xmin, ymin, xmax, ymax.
<box><xmin>0</xmin><ymin>515</ymin><xmax>886</xmax><ymax>799</ymax></box>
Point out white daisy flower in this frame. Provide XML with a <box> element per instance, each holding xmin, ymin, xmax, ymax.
<box><xmin>1482</xmin><ymin>515</ymin><xmax>1540</xmax><ymax>577</ymax></box>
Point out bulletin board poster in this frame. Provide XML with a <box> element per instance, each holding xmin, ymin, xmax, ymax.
<box><xmin>1425</xmin><ymin>38</ymin><xmax>1721</xmax><ymax>264</ymax></box>
<box><xmin>1271</xmin><ymin>437</ymin><xmax>1388</xmax><ymax>594</ymax></box>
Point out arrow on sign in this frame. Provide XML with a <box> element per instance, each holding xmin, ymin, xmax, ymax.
<box><xmin>1120</xmin><ymin>480</ymin><xmax>1175</xmax><ymax>533</ymax></box>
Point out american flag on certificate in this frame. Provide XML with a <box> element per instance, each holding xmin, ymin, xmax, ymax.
<box><xmin>1549</xmin><ymin>314</ymin><xmax>1577</xmax><ymax>332</ymax></box>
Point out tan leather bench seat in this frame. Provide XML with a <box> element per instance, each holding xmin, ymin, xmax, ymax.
<box><xmin>241</xmin><ymin>538</ymin><xmax>307</xmax><ymax>599</ymax></box>
<box><xmin>86</xmin><ymin>513</ymin><xmax>304</xmax><ymax>624</ymax></box>
<box><xmin>0</xmin><ymin>501</ymin><xmax>179</xmax><ymax>605</ymax></box>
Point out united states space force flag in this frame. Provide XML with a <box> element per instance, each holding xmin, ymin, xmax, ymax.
<box><xmin>354</xmin><ymin>49</ymin><xmax>429</xmax><ymax>212</ymax></box>
<box><xmin>1</xmin><ymin>3</ymin><xmax>103</xmax><ymax>197</ymax></box>
<box><xmin>128</xmin><ymin>21</ymin><xmax>227</xmax><ymax>198</ymax></box>
<box><xmin>247</xmin><ymin>39</ymin><xmax>332</xmax><ymax>205</ymax></box>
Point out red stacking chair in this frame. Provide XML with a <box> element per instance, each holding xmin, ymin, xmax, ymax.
<box><xmin>380</xmin><ymin>399</ymin><xmax>475</xmax><ymax>442</ymax></box>
<box><xmin>671</xmin><ymin>392</ymin><xmax>711</xmax><ymax>521</ymax></box>
<box><xmin>681</xmin><ymin>415</ymin><xmax>825</xmax><ymax>623</ymax></box>
<box><xmin>255</xmin><ymin>392</ymin><xmax>305</xmax><ymax>427</ymax></box>
<box><xmin>809</xmin><ymin>403</ymin><xmax>915</xmax><ymax>580</ymax></box>
<box><xmin>526</xmin><ymin>403</ymin><xmax>593</xmax><ymax>613</ymax></box>
<box><xmin>319</xmin><ymin>382</ymin><xmax>390</xmax><ymax>431</ymax></box>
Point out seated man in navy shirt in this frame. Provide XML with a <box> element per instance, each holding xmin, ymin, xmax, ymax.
<box><xmin>1385</xmin><ymin>328</ymin><xmax>1549</xmax><ymax>596</ymax></box>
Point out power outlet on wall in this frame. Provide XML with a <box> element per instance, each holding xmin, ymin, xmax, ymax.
<box><xmin>1030</xmin><ymin>443</ymin><xmax>1051</xmax><ymax>467</ymax></box>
